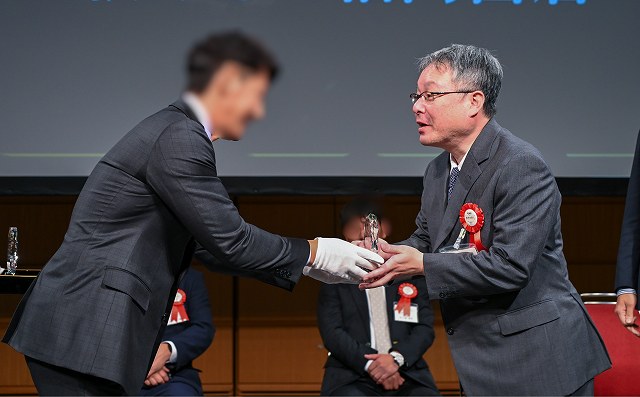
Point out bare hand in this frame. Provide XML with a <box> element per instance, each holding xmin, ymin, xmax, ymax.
<box><xmin>147</xmin><ymin>343</ymin><xmax>172</xmax><ymax>378</ymax></box>
<box><xmin>381</xmin><ymin>372</ymin><xmax>405</xmax><ymax>391</ymax></box>
<box><xmin>615</xmin><ymin>293</ymin><xmax>640</xmax><ymax>337</ymax></box>
<box><xmin>144</xmin><ymin>366</ymin><xmax>170</xmax><ymax>387</ymax></box>
<box><xmin>352</xmin><ymin>238</ymin><xmax>392</xmax><ymax>261</ymax></box>
<box><xmin>365</xmin><ymin>353</ymin><xmax>399</xmax><ymax>383</ymax></box>
<box><xmin>359</xmin><ymin>242</ymin><xmax>424</xmax><ymax>289</ymax></box>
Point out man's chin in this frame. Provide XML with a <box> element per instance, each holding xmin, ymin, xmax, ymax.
<box><xmin>218</xmin><ymin>131</ymin><xmax>245</xmax><ymax>141</ymax></box>
<box><xmin>418</xmin><ymin>135</ymin><xmax>435</xmax><ymax>147</ymax></box>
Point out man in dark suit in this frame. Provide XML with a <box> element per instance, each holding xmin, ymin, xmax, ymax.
<box><xmin>3</xmin><ymin>32</ymin><xmax>382</xmax><ymax>396</ymax></box>
<box><xmin>615</xmin><ymin>130</ymin><xmax>640</xmax><ymax>336</ymax></box>
<box><xmin>140</xmin><ymin>267</ymin><xmax>214</xmax><ymax>396</ymax></box>
<box><xmin>317</xmin><ymin>201</ymin><xmax>439</xmax><ymax>396</ymax></box>
<box><xmin>318</xmin><ymin>279</ymin><xmax>439</xmax><ymax>397</ymax></box>
<box><xmin>360</xmin><ymin>44</ymin><xmax>610</xmax><ymax>395</ymax></box>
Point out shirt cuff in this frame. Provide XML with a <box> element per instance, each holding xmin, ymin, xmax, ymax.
<box><xmin>617</xmin><ymin>288</ymin><xmax>637</xmax><ymax>296</ymax></box>
<box><xmin>364</xmin><ymin>359</ymin><xmax>373</xmax><ymax>372</ymax></box>
<box><xmin>389</xmin><ymin>351</ymin><xmax>405</xmax><ymax>367</ymax></box>
<box><xmin>163</xmin><ymin>341</ymin><xmax>177</xmax><ymax>364</ymax></box>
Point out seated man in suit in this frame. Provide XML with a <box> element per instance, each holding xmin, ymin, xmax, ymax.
<box><xmin>141</xmin><ymin>267</ymin><xmax>214</xmax><ymax>396</ymax></box>
<box><xmin>317</xmin><ymin>200</ymin><xmax>439</xmax><ymax>396</ymax></box>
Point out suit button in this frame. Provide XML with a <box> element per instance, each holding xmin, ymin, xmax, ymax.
<box><xmin>447</xmin><ymin>328</ymin><xmax>455</xmax><ymax>335</ymax></box>
<box><xmin>162</xmin><ymin>313</ymin><xmax>169</xmax><ymax>322</ymax></box>
<box><xmin>439</xmin><ymin>292</ymin><xmax>446</xmax><ymax>299</ymax></box>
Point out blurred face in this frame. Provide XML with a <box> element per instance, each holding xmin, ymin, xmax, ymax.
<box><xmin>206</xmin><ymin>63</ymin><xmax>271</xmax><ymax>141</ymax></box>
<box><xmin>342</xmin><ymin>216</ymin><xmax>389</xmax><ymax>242</ymax></box>
<box><xmin>412</xmin><ymin>64</ymin><xmax>477</xmax><ymax>150</ymax></box>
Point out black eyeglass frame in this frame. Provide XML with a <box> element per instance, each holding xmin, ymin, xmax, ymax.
<box><xmin>410</xmin><ymin>90</ymin><xmax>477</xmax><ymax>103</ymax></box>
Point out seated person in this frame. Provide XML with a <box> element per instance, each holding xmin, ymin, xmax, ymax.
<box><xmin>317</xmin><ymin>200</ymin><xmax>440</xmax><ymax>396</ymax></box>
<box><xmin>141</xmin><ymin>267</ymin><xmax>215</xmax><ymax>396</ymax></box>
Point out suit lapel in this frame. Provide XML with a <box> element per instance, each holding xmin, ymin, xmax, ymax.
<box><xmin>350</xmin><ymin>286</ymin><xmax>371</xmax><ymax>338</ymax></box>
<box><xmin>432</xmin><ymin>119</ymin><xmax>501</xmax><ymax>250</ymax></box>
<box><xmin>385</xmin><ymin>285</ymin><xmax>399</xmax><ymax>340</ymax></box>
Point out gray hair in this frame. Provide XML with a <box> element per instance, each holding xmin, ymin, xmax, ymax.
<box><xmin>418</xmin><ymin>44</ymin><xmax>503</xmax><ymax>118</ymax></box>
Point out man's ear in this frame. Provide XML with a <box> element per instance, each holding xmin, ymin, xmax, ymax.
<box><xmin>468</xmin><ymin>91</ymin><xmax>486</xmax><ymax>118</ymax></box>
<box><xmin>207</xmin><ymin>62</ymin><xmax>245</xmax><ymax>96</ymax></box>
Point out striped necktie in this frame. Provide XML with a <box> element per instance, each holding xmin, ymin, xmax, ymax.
<box><xmin>448</xmin><ymin>166</ymin><xmax>460</xmax><ymax>201</ymax></box>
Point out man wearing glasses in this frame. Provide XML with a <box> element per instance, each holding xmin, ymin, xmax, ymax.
<box><xmin>358</xmin><ymin>44</ymin><xmax>610</xmax><ymax>395</ymax></box>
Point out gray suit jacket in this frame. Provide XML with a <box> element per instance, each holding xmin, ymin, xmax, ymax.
<box><xmin>399</xmin><ymin>119</ymin><xmax>610</xmax><ymax>395</ymax></box>
<box><xmin>3</xmin><ymin>100</ymin><xmax>309</xmax><ymax>395</ymax></box>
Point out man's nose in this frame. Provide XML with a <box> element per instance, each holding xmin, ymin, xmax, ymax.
<box><xmin>412</xmin><ymin>98</ymin><xmax>424</xmax><ymax>114</ymax></box>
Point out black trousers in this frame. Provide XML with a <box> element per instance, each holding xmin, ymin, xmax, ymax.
<box><xmin>26</xmin><ymin>355</ymin><xmax>125</xmax><ymax>396</ymax></box>
<box><xmin>329</xmin><ymin>377</ymin><xmax>440</xmax><ymax>396</ymax></box>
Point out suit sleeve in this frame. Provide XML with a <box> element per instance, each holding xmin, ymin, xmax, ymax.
<box><xmin>423</xmin><ymin>151</ymin><xmax>560</xmax><ymax>299</ymax></box>
<box><xmin>145</xmin><ymin>121</ymin><xmax>309</xmax><ymax>291</ymax></box>
<box><xmin>167</xmin><ymin>271</ymin><xmax>215</xmax><ymax>370</ymax></box>
<box><xmin>390</xmin><ymin>278</ymin><xmax>435</xmax><ymax>368</ymax></box>
<box><xmin>616</xmin><ymin>130</ymin><xmax>640</xmax><ymax>295</ymax></box>
<box><xmin>317</xmin><ymin>284</ymin><xmax>376</xmax><ymax>375</ymax></box>
<box><xmin>193</xmin><ymin>244</ymin><xmax>299</xmax><ymax>291</ymax></box>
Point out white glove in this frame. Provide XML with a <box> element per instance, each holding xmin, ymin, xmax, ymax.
<box><xmin>303</xmin><ymin>266</ymin><xmax>361</xmax><ymax>284</ymax></box>
<box><xmin>303</xmin><ymin>238</ymin><xmax>384</xmax><ymax>284</ymax></box>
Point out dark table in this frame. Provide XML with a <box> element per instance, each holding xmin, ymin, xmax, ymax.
<box><xmin>0</xmin><ymin>269</ymin><xmax>39</xmax><ymax>294</ymax></box>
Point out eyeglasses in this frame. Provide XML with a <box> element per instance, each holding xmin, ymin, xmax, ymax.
<box><xmin>410</xmin><ymin>90</ymin><xmax>476</xmax><ymax>104</ymax></box>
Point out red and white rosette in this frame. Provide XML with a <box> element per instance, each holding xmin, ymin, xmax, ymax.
<box><xmin>395</xmin><ymin>283</ymin><xmax>418</xmax><ymax>316</ymax></box>
<box><xmin>459</xmin><ymin>203</ymin><xmax>486</xmax><ymax>251</ymax></box>
<box><xmin>168</xmin><ymin>288</ymin><xmax>189</xmax><ymax>325</ymax></box>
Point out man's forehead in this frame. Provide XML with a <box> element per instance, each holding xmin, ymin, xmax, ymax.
<box><xmin>417</xmin><ymin>64</ymin><xmax>453</xmax><ymax>90</ymax></box>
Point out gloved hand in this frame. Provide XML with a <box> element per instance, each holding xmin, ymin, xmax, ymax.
<box><xmin>303</xmin><ymin>238</ymin><xmax>383</xmax><ymax>284</ymax></box>
<box><xmin>303</xmin><ymin>266</ymin><xmax>361</xmax><ymax>284</ymax></box>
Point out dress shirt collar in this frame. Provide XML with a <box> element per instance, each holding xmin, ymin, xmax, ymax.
<box><xmin>449</xmin><ymin>150</ymin><xmax>469</xmax><ymax>173</ymax></box>
<box><xmin>182</xmin><ymin>92</ymin><xmax>213</xmax><ymax>141</ymax></box>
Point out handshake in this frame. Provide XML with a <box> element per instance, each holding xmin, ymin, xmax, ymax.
<box><xmin>303</xmin><ymin>238</ymin><xmax>425</xmax><ymax>286</ymax></box>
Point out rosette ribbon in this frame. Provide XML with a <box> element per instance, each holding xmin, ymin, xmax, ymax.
<box><xmin>169</xmin><ymin>288</ymin><xmax>189</xmax><ymax>325</ymax></box>
<box><xmin>395</xmin><ymin>283</ymin><xmax>418</xmax><ymax>316</ymax></box>
<box><xmin>459</xmin><ymin>203</ymin><xmax>486</xmax><ymax>251</ymax></box>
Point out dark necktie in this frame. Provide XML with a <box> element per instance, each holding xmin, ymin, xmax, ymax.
<box><xmin>448</xmin><ymin>167</ymin><xmax>460</xmax><ymax>201</ymax></box>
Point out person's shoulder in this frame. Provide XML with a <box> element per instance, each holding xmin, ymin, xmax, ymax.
<box><xmin>422</xmin><ymin>150</ymin><xmax>449</xmax><ymax>178</ymax></box>
<box><xmin>185</xmin><ymin>267</ymin><xmax>206</xmax><ymax>283</ymax></box>
<box><xmin>493</xmin><ymin>123</ymin><xmax>548</xmax><ymax>167</ymax></box>
<box><xmin>176</xmin><ymin>268</ymin><xmax>206</xmax><ymax>292</ymax></box>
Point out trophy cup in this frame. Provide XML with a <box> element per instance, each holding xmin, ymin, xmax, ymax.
<box><xmin>363</xmin><ymin>213</ymin><xmax>379</xmax><ymax>253</ymax></box>
<box><xmin>6</xmin><ymin>227</ymin><xmax>18</xmax><ymax>275</ymax></box>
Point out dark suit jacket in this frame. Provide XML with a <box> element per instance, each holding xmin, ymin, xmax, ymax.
<box><xmin>3</xmin><ymin>100</ymin><xmax>309</xmax><ymax>395</ymax></box>
<box><xmin>143</xmin><ymin>267</ymin><xmax>214</xmax><ymax>394</ymax></box>
<box><xmin>317</xmin><ymin>277</ymin><xmax>438</xmax><ymax>396</ymax></box>
<box><xmin>616</xmin><ymin>130</ymin><xmax>640</xmax><ymax>307</ymax></box>
<box><xmin>399</xmin><ymin>119</ymin><xmax>611</xmax><ymax>395</ymax></box>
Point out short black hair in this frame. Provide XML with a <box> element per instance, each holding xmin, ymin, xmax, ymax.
<box><xmin>186</xmin><ymin>31</ymin><xmax>280</xmax><ymax>93</ymax></box>
<box><xmin>340</xmin><ymin>198</ymin><xmax>384</xmax><ymax>229</ymax></box>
